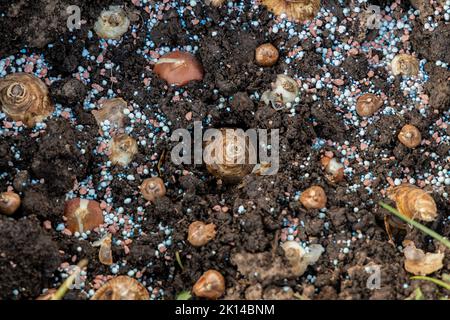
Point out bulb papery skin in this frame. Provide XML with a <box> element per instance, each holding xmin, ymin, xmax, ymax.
<box><xmin>391</xmin><ymin>54</ymin><xmax>419</xmax><ymax>77</ymax></box>
<box><xmin>0</xmin><ymin>73</ymin><xmax>54</xmax><ymax>127</ymax></box>
<box><xmin>94</xmin><ymin>6</ymin><xmax>131</xmax><ymax>40</ymax></box>
<box><xmin>262</xmin><ymin>0</ymin><xmax>321</xmax><ymax>22</ymax></box>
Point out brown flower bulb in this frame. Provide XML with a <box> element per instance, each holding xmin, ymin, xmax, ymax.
<box><xmin>299</xmin><ymin>186</ymin><xmax>327</xmax><ymax>209</ymax></box>
<box><xmin>262</xmin><ymin>0</ymin><xmax>321</xmax><ymax>22</ymax></box>
<box><xmin>255</xmin><ymin>43</ymin><xmax>279</xmax><ymax>67</ymax></box>
<box><xmin>403</xmin><ymin>241</ymin><xmax>444</xmax><ymax>276</ymax></box>
<box><xmin>356</xmin><ymin>93</ymin><xmax>383</xmax><ymax>117</ymax></box>
<box><xmin>387</xmin><ymin>184</ymin><xmax>437</xmax><ymax>222</ymax></box>
<box><xmin>94</xmin><ymin>6</ymin><xmax>130</xmax><ymax>40</ymax></box>
<box><xmin>391</xmin><ymin>54</ymin><xmax>419</xmax><ymax>77</ymax></box>
<box><xmin>0</xmin><ymin>73</ymin><xmax>54</xmax><ymax>127</ymax></box>
<box><xmin>154</xmin><ymin>52</ymin><xmax>204</xmax><ymax>86</ymax></box>
<box><xmin>91</xmin><ymin>276</ymin><xmax>149</xmax><ymax>300</ymax></box>
<box><xmin>188</xmin><ymin>221</ymin><xmax>217</xmax><ymax>247</ymax></box>
<box><xmin>204</xmin><ymin>128</ymin><xmax>256</xmax><ymax>184</ymax></box>
<box><xmin>109</xmin><ymin>134</ymin><xmax>138</xmax><ymax>167</ymax></box>
<box><xmin>398</xmin><ymin>124</ymin><xmax>421</xmax><ymax>148</ymax></box>
<box><xmin>93</xmin><ymin>233</ymin><xmax>113</xmax><ymax>266</ymax></box>
<box><xmin>140</xmin><ymin>177</ymin><xmax>166</xmax><ymax>202</ymax></box>
<box><xmin>206</xmin><ymin>0</ymin><xmax>226</xmax><ymax>6</ymax></box>
<box><xmin>64</xmin><ymin>198</ymin><xmax>104</xmax><ymax>233</ymax></box>
<box><xmin>0</xmin><ymin>191</ymin><xmax>21</xmax><ymax>216</ymax></box>
<box><xmin>92</xmin><ymin>98</ymin><xmax>127</xmax><ymax>134</ymax></box>
<box><xmin>192</xmin><ymin>270</ymin><xmax>225</xmax><ymax>300</ymax></box>
<box><xmin>321</xmin><ymin>156</ymin><xmax>344</xmax><ymax>183</ymax></box>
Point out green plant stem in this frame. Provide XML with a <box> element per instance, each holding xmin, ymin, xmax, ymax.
<box><xmin>379</xmin><ymin>202</ymin><xmax>450</xmax><ymax>250</ymax></box>
<box><xmin>175</xmin><ymin>251</ymin><xmax>184</xmax><ymax>270</ymax></box>
<box><xmin>51</xmin><ymin>259</ymin><xmax>88</xmax><ymax>300</ymax></box>
<box><xmin>411</xmin><ymin>276</ymin><xmax>450</xmax><ymax>291</ymax></box>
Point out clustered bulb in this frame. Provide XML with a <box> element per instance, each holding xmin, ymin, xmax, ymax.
<box><xmin>321</xmin><ymin>156</ymin><xmax>344</xmax><ymax>183</ymax></box>
<box><xmin>192</xmin><ymin>270</ymin><xmax>225</xmax><ymax>300</ymax></box>
<box><xmin>0</xmin><ymin>191</ymin><xmax>21</xmax><ymax>216</ymax></box>
<box><xmin>387</xmin><ymin>184</ymin><xmax>437</xmax><ymax>222</ymax></box>
<box><xmin>255</xmin><ymin>43</ymin><xmax>279</xmax><ymax>67</ymax></box>
<box><xmin>204</xmin><ymin>128</ymin><xmax>256</xmax><ymax>184</ymax></box>
<box><xmin>262</xmin><ymin>0</ymin><xmax>321</xmax><ymax>22</ymax></box>
<box><xmin>398</xmin><ymin>124</ymin><xmax>421</xmax><ymax>148</ymax></box>
<box><xmin>281</xmin><ymin>241</ymin><xmax>324</xmax><ymax>276</ymax></box>
<box><xmin>356</xmin><ymin>93</ymin><xmax>383</xmax><ymax>117</ymax></box>
<box><xmin>93</xmin><ymin>233</ymin><xmax>113</xmax><ymax>266</ymax></box>
<box><xmin>299</xmin><ymin>186</ymin><xmax>327</xmax><ymax>209</ymax></box>
<box><xmin>0</xmin><ymin>73</ymin><xmax>54</xmax><ymax>127</ymax></box>
<box><xmin>403</xmin><ymin>241</ymin><xmax>444</xmax><ymax>276</ymax></box>
<box><xmin>91</xmin><ymin>276</ymin><xmax>150</xmax><ymax>300</ymax></box>
<box><xmin>187</xmin><ymin>221</ymin><xmax>217</xmax><ymax>247</ymax></box>
<box><xmin>154</xmin><ymin>51</ymin><xmax>204</xmax><ymax>86</ymax></box>
<box><xmin>94</xmin><ymin>6</ymin><xmax>130</xmax><ymax>40</ymax></box>
<box><xmin>109</xmin><ymin>134</ymin><xmax>138</xmax><ymax>167</ymax></box>
<box><xmin>262</xmin><ymin>74</ymin><xmax>299</xmax><ymax>110</ymax></box>
<box><xmin>139</xmin><ymin>177</ymin><xmax>166</xmax><ymax>202</ymax></box>
<box><xmin>391</xmin><ymin>54</ymin><xmax>419</xmax><ymax>77</ymax></box>
<box><xmin>92</xmin><ymin>98</ymin><xmax>127</xmax><ymax>134</ymax></box>
<box><xmin>64</xmin><ymin>198</ymin><xmax>104</xmax><ymax>233</ymax></box>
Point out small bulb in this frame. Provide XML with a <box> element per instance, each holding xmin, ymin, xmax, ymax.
<box><xmin>300</xmin><ymin>186</ymin><xmax>327</xmax><ymax>209</ymax></box>
<box><xmin>91</xmin><ymin>276</ymin><xmax>149</xmax><ymax>300</ymax></box>
<box><xmin>398</xmin><ymin>124</ymin><xmax>421</xmax><ymax>148</ymax></box>
<box><xmin>356</xmin><ymin>93</ymin><xmax>383</xmax><ymax>117</ymax></box>
<box><xmin>281</xmin><ymin>241</ymin><xmax>324</xmax><ymax>276</ymax></box>
<box><xmin>0</xmin><ymin>191</ymin><xmax>21</xmax><ymax>216</ymax></box>
<box><xmin>109</xmin><ymin>134</ymin><xmax>138</xmax><ymax>167</ymax></box>
<box><xmin>207</xmin><ymin>0</ymin><xmax>226</xmax><ymax>6</ymax></box>
<box><xmin>262</xmin><ymin>0</ymin><xmax>321</xmax><ymax>22</ymax></box>
<box><xmin>204</xmin><ymin>128</ymin><xmax>256</xmax><ymax>184</ymax></box>
<box><xmin>321</xmin><ymin>156</ymin><xmax>344</xmax><ymax>183</ymax></box>
<box><xmin>140</xmin><ymin>177</ymin><xmax>166</xmax><ymax>202</ymax></box>
<box><xmin>188</xmin><ymin>221</ymin><xmax>217</xmax><ymax>247</ymax></box>
<box><xmin>92</xmin><ymin>98</ymin><xmax>127</xmax><ymax>134</ymax></box>
<box><xmin>261</xmin><ymin>74</ymin><xmax>299</xmax><ymax>109</ymax></box>
<box><xmin>64</xmin><ymin>198</ymin><xmax>104</xmax><ymax>233</ymax></box>
<box><xmin>154</xmin><ymin>51</ymin><xmax>204</xmax><ymax>86</ymax></box>
<box><xmin>391</xmin><ymin>54</ymin><xmax>419</xmax><ymax>77</ymax></box>
<box><xmin>387</xmin><ymin>184</ymin><xmax>437</xmax><ymax>222</ymax></box>
<box><xmin>0</xmin><ymin>73</ymin><xmax>54</xmax><ymax>127</ymax></box>
<box><xmin>93</xmin><ymin>233</ymin><xmax>113</xmax><ymax>266</ymax></box>
<box><xmin>192</xmin><ymin>270</ymin><xmax>225</xmax><ymax>300</ymax></box>
<box><xmin>94</xmin><ymin>6</ymin><xmax>130</xmax><ymax>40</ymax></box>
<box><xmin>255</xmin><ymin>43</ymin><xmax>279</xmax><ymax>67</ymax></box>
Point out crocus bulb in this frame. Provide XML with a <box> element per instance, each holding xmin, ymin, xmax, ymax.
<box><xmin>187</xmin><ymin>221</ymin><xmax>217</xmax><ymax>247</ymax></box>
<box><xmin>403</xmin><ymin>241</ymin><xmax>444</xmax><ymax>276</ymax></box>
<box><xmin>391</xmin><ymin>54</ymin><xmax>419</xmax><ymax>77</ymax></box>
<box><xmin>192</xmin><ymin>270</ymin><xmax>225</xmax><ymax>300</ymax></box>
<box><xmin>93</xmin><ymin>233</ymin><xmax>113</xmax><ymax>266</ymax></box>
<box><xmin>398</xmin><ymin>124</ymin><xmax>421</xmax><ymax>149</ymax></box>
<box><xmin>262</xmin><ymin>0</ymin><xmax>321</xmax><ymax>22</ymax></box>
<box><xmin>139</xmin><ymin>177</ymin><xmax>166</xmax><ymax>202</ymax></box>
<box><xmin>387</xmin><ymin>184</ymin><xmax>437</xmax><ymax>222</ymax></box>
<box><xmin>154</xmin><ymin>52</ymin><xmax>204</xmax><ymax>87</ymax></box>
<box><xmin>255</xmin><ymin>43</ymin><xmax>279</xmax><ymax>67</ymax></box>
<box><xmin>204</xmin><ymin>128</ymin><xmax>256</xmax><ymax>184</ymax></box>
<box><xmin>64</xmin><ymin>198</ymin><xmax>104</xmax><ymax>233</ymax></box>
<box><xmin>0</xmin><ymin>73</ymin><xmax>54</xmax><ymax>127</ymax></box>
<box><xmin>321</xmin><ymin>156</ymin><xmax>345</xmax><ymax>183</ymax></box>
<box><xmin>300</xmin><ymin>186</ymin><xmax>327</xmax><ymax>209</ymax></box>
<box><xmin>261</xmin><ymin>74</ymin><xmax>299</xmax><ymax>110</ymax></box>
<box><xmin>91</xmin><ymin>276</ymin><xmax>150</xmax><ymax>300</ymax></box>
<box><xmin>92</xmin><ymin>98</ymin><xmax>127</xmax><ymax>134</ymax></box>
<box><xmin>281</xmin><ymin>241</ymin><xmax>324</xmax><ymax>276</ymax></box>
<box><xmin>0</xmin><ymin>191</ymin><xmax>21</xmax><ymax>216</ymax></box>
<box><xmin>109</xmin><ymin>134</ymin><xmax>138</xmax><ymax>167</ymax></box>
<box><xmin>94</xmin><ymin>6</ymin><xmax>130</xmax><ymax>40</ymax></box>
<box><xmin>356</xmin><ymin>93</ymin><xmax>383</xmax><ymax>117</ymax></box>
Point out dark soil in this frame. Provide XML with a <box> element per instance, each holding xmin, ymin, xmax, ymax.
<box><xmin>0</xmin><ymin>0</ymin><xmax>449</xmax><ymax>300</ymax></box>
